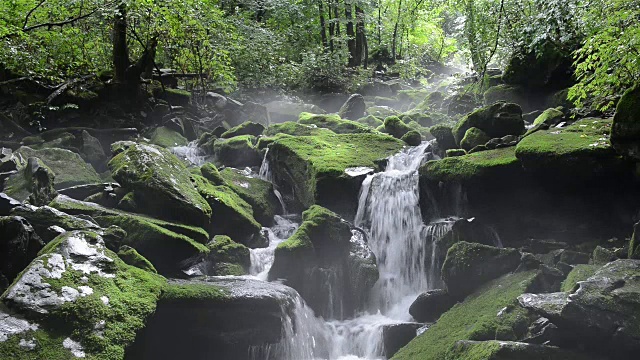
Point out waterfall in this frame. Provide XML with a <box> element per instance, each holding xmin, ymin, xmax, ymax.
<box><xmin>171</xmin><ymin>141</ymin><xmax>208</xmax><ymax>166</ymax></box>
<box><xmin>250</xmin><ymin>215</ymin><xmax>298</xmax><ymax>280</ymax></box>
<box><xmin>424</xmin><ymin>218</ymin><xmax>458</xmax><ymax>288</ymax></box>
<box><xmin>259</xmin><ymin>149</ymin><xmax>272</xmax><ymax>182</ymax></box>
<box><xmin>355</xmin><ymin>142</ymin><xmax>435</xmax><ymax>318</ymax></box>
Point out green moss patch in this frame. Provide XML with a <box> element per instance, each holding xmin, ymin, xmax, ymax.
<box><xmin>393</xmin><ymin>271</ymin><xmax>539</xmax><ymax>360</ymax></box>
<box><xmin>212</xmin><ymin>135</ymin><xmax>262</xmax><ymax>167</ymax></box>
<box><xmin>219</xmin><ymin>167</ymin><xmax>279</xmax><ymax>225</ymax></box>
<box><xmin>421</xmin><ymin>147</ymin><xmax>521</xmax><ymax>183</ymax></box>
<box><xmin>148</xmin><ymin>126</ymin><xmax>188</xmax><ymax>148</ymax></box>
<box><xmin>560</xmin><ymin>264</ymin><xmax>600</xmax><ymax>293</ymax></box>
<box><xmin>161</xmin><ymin>281</ymin><xmax>228</xmax><ymax>302</ymax></box>
<box><xmin>14</xmin><ymin>146</ymin><xmax>101</xmax><ymax>189</ymax></box>
<box><xmin>263</xmin><ymin>121</ymin><xmax>336</xmax><ymax>137</ymax></box>
<box><xmin>298</xmin><ymin>112</ymin><xmax>373</xmax><ymax>134</ymax></box>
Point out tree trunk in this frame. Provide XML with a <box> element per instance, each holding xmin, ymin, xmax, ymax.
<box><xmin>329</xmin><ymin>1</ymin><xmax>335</xmax><ymax>52</ymax></box>
<box><xmin>319</xmin><ymin>1</ymin><xmax>328</xmax><ymax>49</ymax></box>
<box><xmin>113</xmin><ymin>2</ymin><xmax>130</xmax><ymax>83</ymax></box>
<box><xmin>345</xmin><ymin>1</ymin><xmax>356</xmax><ymax>67</ymax></box>
<box><xmin>391</xmin><ymin>0</ymin><xmax>403</xmax><ymax>61</ymax></box>
<box><xmin>354</xmin><ymin>5</ymin><xmax>365</xmax><ymax>67</ymax></box>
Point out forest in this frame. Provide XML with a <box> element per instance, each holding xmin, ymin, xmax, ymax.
<box><xmin>1</xmin><ymin>1</ymin><xmax>640</xmax><ymax>360</ymax></box>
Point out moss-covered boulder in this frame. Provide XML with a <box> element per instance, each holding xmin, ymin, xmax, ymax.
<box><xmin>401</xmin><ymin>130</ymin><xmax>422</xmax><ymax>146</ymax></box>
<box><xmin>382</xmin><ymin>116</ymin><xmax>412</xmax><ymax>139</ymax></box>
<box><xmin>221</xmin><ymin>121</ymin><xmax>265</xmax><ymax>138</ymax></box>
<box><xmin>533</xmin><ymin>107</ymin><xmax>564</xmax><ymax>126</ymax></box>
<box><xmin>191</xmin><ymin>175</ymin><xmax>263</xmax><ymax>246</ymax></box>
<box><xmin>108</xmin><ymin>143</ymin><xmax>211</xmax><ymax>227</ymax></box>
<box><xmin>218</xmin><ymin>167</ymin><xmax>280</xmax><ymax>225</ymax></box>
<box><xmin>483</xmin><ymin>84</ymin><xmax>539</xmax><ymax>112</ymax></box>
<box><xmin>452</xmin><ymin>102</ymin><xmax>524</xmax><ymax>146</ymax></box>
<box><xmin>393</xmin><ymin>271</ymin><xmax>539</xmax><ymax>360</ymax></box>
<box><xmin>357</xmin><ymin>115</ymin><xmax>384</xmax><ymax>128</ymax></box>
<box><xmin>611</xmin><ymin>84</ymin><xmax>640</xmax><ymax>159</ymax></box>
<box><xmin>265</xmin><ymin>100</ymin><xmax>325</xmax><ymax>123</ymax></box>
<box><xmin>442</xmin><ymin>242</ymin><xmax>521</xmax><ymax>299</ymax></box>
<box><xmin>460</xmin><ymin>127</ymin><xmax>490</xmax><ymax>152</ymax></box>
<box><xmin>263</xmin><ymin>121</ymin><xmax>335</xmax><ymax>137</ymax></box>
<box><xmin>4</xmin><ymin>157</ymin><xmax>58</xmax><ymax>206</ymax></box>
<box><xmin>298</xmin><ymin>112</ymin><xmax>373</xmax><ymax>134</ymax></box>
<box><xmin>212</xmin><ymin>135</ymin><xmax>262</xmax><ymax>168</ymax></box>
<box><xmin>204</xmin><ymin>235</ymin><xmax>250</xmax><ymax>275</ymax></box>
<box><xmin>446</xmin><ymin>149</ymin><xmax>466</xmax><ymax>157</ymax></box>
<box><xmin>13</xmin><ymin>147</ymin><xmax>101</xmax><ymax>189</ymax></box>
<box><xmin>515</xmin><ymin>118</ymin><xmax>628</xmax><ymax>182</ymax></box>
<box><xmin>10</xmin><ymin>204</ymin><xmax>102</xmax><ymax>242</ymax></box>
<box><xmin>430</xmin><ymin>125</ymin><xmax>457</xmax><ymax>151</ymax></box>
<box><xmin>159</xmin><ymin>88</ymin><xmax>191</xmax><ymax>106</ymax></box>
<box><xmin>559</xmin><ymin>264</ymin><xmax>600</xmax><ymax>292</ymax></box>
<box><xmin>447</xmin><ymin>340</ymin><xmax>599</xmax><ymax>360</ymax></box>
<box><xmin>269</xmin><ymin>206</ymin><xmax>357</xmax><ymax>317</ymax></box>
<box><xmin>117</xmin><ymin>245</ymin><xmax>157</xmax><ymax>273</ymax></box>
<box><xmin>518</xmin><ymin>260</ymin><xmax>640</xmax><ymax>358</ymax></box>
<box><xmin>266</xmin><ymin>132</ymin><xmax>403</xmax><ymax>216</ymax></box>
<box><xmin>148</xmin><ymin>126</ymin><xmax>188</xmax><ymax>148</ymax></box>
<box><xmin>0</xmin><ymin>230</ymin><xmax>165</xmax><ymax>359</ymax></box>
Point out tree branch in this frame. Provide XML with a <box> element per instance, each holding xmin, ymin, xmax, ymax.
<box><xmin>23</xmin><ymin>0</ymin><xmax>47</xmax><ymax>30</ymax></box>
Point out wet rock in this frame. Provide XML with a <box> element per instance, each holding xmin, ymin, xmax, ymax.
<box><xmin>218</xmin><ymin>167</ymin><xmax>280</xmax><ymax>226</ymax></box>
<box><xmin>442</xmin><ymin>242</ymin><xmax>521</xmax><ymax>299</ymax></box>
<box><xmin>10</xmin><ymin>203</ymin><xmax>98</xmax><ymax>242</ymax></box>
<box><xmin>58</xmin><ymin>182</ymin><xmax>120</xmax><ymax>202</ymax></box>
<box><xmin>148</xmin><ymin>126</ymin><xmax>188</xmax><ymax>148</ymax></box>
<box><xmin>519</xmin><ymin>259</ymin><xmax>640</xmax><ymax>358</ymax></box>
<box><xmin>81</xmin><ymin>130</ymin><xmax>107</xmax><ymax>172</ymax></box>
<box><xmin>299</xmin><ymin>112</ymin><xmax>373</xmax><ymax>134</ymax></box>
<box><xmin>446</xmin><ymin>93</ymin><xmax>477</xmax><ymax>116</ymax></box>
<box><xmin>533</xmin><ymin>107</ymin><xmax>564</xmax><ymax>126</ymax></box>
<box><xmin>0</xmin><ymin>148</ymin><xmax>17</xmax><ymax>173</ymax></box>
<box><xmin>0</xmin><ymin>216</ymin><xmax>44</xmax><ymax>293</ymax></box>
<box><xmin>213</xmin><ymin>135</ymin><xmax>262</xmax><ymax>168</ymax></box>
<box><xmin>611</xmin><ymin>84</ymin><xmax>640</xmax><ymax>160</ymax></box>
<box><xmin>3</xmin><ymin>157</ymin><xmax>58</xmax><ymax>206</ymax></box>
<box><xmin>0</xmin><ymin>230</ymin><xmax>165</xmax><ymax>358</ymax></box>
<box><xmin>452</xmin><ymin>102</ymin><xmax>524</xmax><ymax>146</ymax></box>
<box><xmin>126</xmin><ymin>277</ymin><xmax>292</xmax><ymax>360</ymax></box>
<box><xmin>117</xmin><ymin>245</ymin><xmax>157</xmax><ymax>273</ymax></box>
<box><xmin>401</xmin><ymin>130</ymin><xmax>422</xmax><ymax>146</ymax></box>
<box><xmin>525</xmin><ymin>239</ymin><xmax>568</xmax><ymax>254</ymax></box>
<box><xmin>338</xmin><ymin>94</ymin><xmax>366</xmax><ymax>120</ymax></box>
<box><xmin>448</xmin><ymin>340</ymin><xmax>601</xmax><ymax>360</ymax></box>
<box><xmin>381</xmin><ymin>116</ymin><xmax>412</xmax><ymax>139</ymax></box>
<box><xmin>0</xmin><ymin>193</ymin><xmax>21</xmax><ymax>216</ymax></box>
<box><xmin>186</xmin><ymin>235</ymin><xmax>250</xmax><ymax>276</ymax></box>
<box><xmin>460</xmin><ymin>127</ymin><xmax>490</xmax><ymax>151</ymax></box>
<box><xmin>409</xmin><ymin>289</ymin><xmax>456</xmax><ymax>322</ymax></box>
<box><xmin>108</xmin><ymin>143</ymin><xmax>212</xmax><ymax>227</ymax></box>
<box><xmin>382</xmin><ymin>322</ymin><xmax>421</xmax><ymax>358</ymax></box>
<box><xmin>205</xmin><ymin>91</ymin><xmax>227</xmax><ymax>109</ymax></box>
<box><xmin>591</xmin><ymin>246</ymin><xmax>617</xmax><ymax>265</ymax></box>
<box><xmin>221</xmin><ymin>121</ymin><xmax>265</xmax><ymax>138</ymax></box>
<box><xmin>346</xmin><ymin>229</ymin><xmax>379</xmax><ymax>313</ymax></box>
<box><xmin>13</xmin><ymin>146</ymin><xmax>101</xmax><ymax>189</ymax></box>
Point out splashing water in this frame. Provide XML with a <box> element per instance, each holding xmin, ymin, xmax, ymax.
<box><xmin>259</xmin><ymin>148</ymin><xmax>272</xmax><ymax>182</ymax></box>
<box><xmin>171</xmin><ymin>141</ymin><xmax>208</xmax><ymax>166</ymax></box>
<box><xmin>250</xmin><ymin>215</ymin><xmax>299</xmax><ymax>280</ymax></box>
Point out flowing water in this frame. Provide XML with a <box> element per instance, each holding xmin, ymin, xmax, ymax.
<box><xmin>171</xmin><ymin>141</ymin><xmax>209</xmax><ymax>166</ymax></box>
<box><xmin>246</xmin><ymin>141</ymin><xmax>443</xmax><ymax>359</ymax></box>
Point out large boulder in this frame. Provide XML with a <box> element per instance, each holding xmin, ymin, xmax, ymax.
<box><xmin>452</xmin><ymin>102</ymin><xmax>524</xmax><ymax>146</ymax></box>
<box><xmin>518</xmin><ymin>260</ymin><xmax>640</xmax><ymax>358</ymax></box>
<box><xmin>221</xmin><ymin>121</ymin><xmax>265</xmax><ymax>138</ymax></box>
<box><xmin>108</xmin><ymin>143</ymin><xmax>212</xmax><ymax>227</ymax></box>
<box><xmin>611</xmin><ymin>84</ymin><xmax>640</xmax><ymax>160</ymax></box>
<box><xmin>460</xmin><ymin>127</ymin><xmax>490</xmax><ymax>151</ymax></box>
<box><xmin>394</xmin><ymin>271</ymin><xmax>540</xmax><ymax>360</ymax></box>
<box><xmin>382</xmin><ymin>323</ymin><xmax>422</xmax><ymax>358</ymax></box>
<box><xmin>3</xmin><ymin>157</ymin><xmax>58</xmax><ymax>206</ymax></box>
<box><xmin>0</xmin><ymin>216</ymin><xmax>44</xmax><ymax>293</ymax></box>
<box><xmin>13</xmin><ymin>146</ymin><xmax>101</xmax><ymax>189</ymax></box>
<box><xmin>409</xmin><ymin>289</ymin><xmax>456</xmax><ymax>323</ymax></box>
<box><xmin>263</xmin><ymin>121</ymin><xmax>335</xmax><ymax>137</ymax></box>
<box><xmin>448</xmin><ymin>340</ymin><xmax>601</xmax><ymax>360</ymax></box>
<box><xmin>126</xmin><ymin>278</ymin><xmax>299</xmax><ymax>360</ymax></box>
<box><xmin>265</xmin><ymin>132</ymin><xmax>403</xmax><ymax>217</ymax></box>
<box><xmin>381</xmin><ymin>116</ymin><xmax>412</xmax><ymax>139</ymax></box>
<box><xmin>429</xmin><ymin>125</ymin><xmax>457</xmax><ymax>152</ymax></box>
<box><xmin>148</xmin><ymin>126</ymin><xmax>188</xmax><ymax>148</ymax></box>
<box><xmin>10</xmin><ymin>204</ymin><xmax>102</xmax><ymax>242</ymax></box>
<box><xmin>0</xmin><ymin>230</ymin><xmax>165</xmax><ymax>359</ymax></box>
<box><xmin>298</xmin><ymin>112</ymin><xmax>373</xmax><ymax>134</ymax></box>
<box><xmin>338</xmin><ymin>94</ymin><xmax>366</xmax><ymax>120</ymax></box>
<box><xmin>212</xmin><ymin>135</ymin><xmax>262</xmax><ymax>168</ymax></box>
<box><xmin>442</xmin><ymin>242</ymin><xmax>521</xmax><ymax>299</ymax></box>
<box><xmin>217</xmin><ymin>167</ymin><xmax>281</xmax><ymax>225</ymax></box>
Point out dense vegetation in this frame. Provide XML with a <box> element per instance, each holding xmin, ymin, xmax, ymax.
<box><xmin>1</xmin><ymin>0</ymin><xmax>638</xmax><ymax>107</ymax></box>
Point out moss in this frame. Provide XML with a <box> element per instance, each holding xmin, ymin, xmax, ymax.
<box><xmin>148</xmin><ymin>126</ymin><xmax>188</xmax><ymax>148</ymax></box>
<box><xmin>533</xmin><ymin>108</ymin><xmax>564</xmax><ymax>126</ymax></box>
<box><xmin>108</xmin><ymin>143</ymin><xmax>212</xmax><ymax>227</ymax></box>
<box><xmin>161</xmin><ymin>282</ymin><xmax>228</xmax><ymax>302</ymax></box>
<box><xmin>421</xmin><ymin>147</ymin><xmax>521</xmax><ymax>183</ymax></box>
<box><xmin>160</xmin><ymin>88</ymin><xmax>191</xmax><ymax>106</ymax></box>
<box><xmin>446</xmin><ymin>149</ymin><xmax>467</xmax><ymax>157</ymax></box>
<box><xmin>397</xmin><ymin>89</ymin><xmax>431</xmax><ymax>103</ymax></box>
<box><xmin>367</xmin><ymin>106</ymin><xmax>400</xmax><ymax>118</ymax></box>
<box><xmin>208</xmin><ymin>235</ymin><xmax>250</xmax><ymax>266</ymax></box>
<box><xmin>263</xmin><ymin>121</ymin><xmax>335</xmax><ymax>137</ymax></box>
<box><xmin>406</xmin><ymin>120</ymin><xmax>431</xmax><ymax>138</ymax></box>
<box><xmin>357</xmin><ymin>115</ymin><xmax>384</xmax><ymax>128</ymax></box>
<box><xmin>612</xmin><ymin>84</ymin><xmax>640</xmax><ymax>140</ymax></box>
<box><xmin>221</xmin><ymin>122</ymin><xmax>265</xmax><ymax>138</ymax></box>
<box><xmin>200</xmin><ymin>163</ymin><xmax>225</xmax><ymax>185</ymax></box>
<box><xmin>383</xmin><ymin>116</ymin><xmax>412</xmax><ymax>139</ymax></box>
<box><xmin>401</xmin><ymin>130</ymin><xmax>422</xmax><ymax>146</ymax></box>
<box><xmin>14</xmin><ymin>146</ymin><xmax>101</xmax><ymax>189</ymax></box>
<box><xmin>515</xmin><ymin>118</ymin><xmax>624</xmax><ymax>180</ymax></box>
<box><xmin>212</xmin><ymin>135</ymin><xmax>262</xmax><ymax>167</ymax></box>
<box><xmin>298</xmin><ymin>112</ymin><xmax>373</xmax><ymax>134</ymax></box>
<box><xmin>430</xmin><ymin>124</ymin><xmax>457</xmax><ymax>150</ymax></box>
<box><xmin>452</xmin><ymin>102</ymin><xmax>524</xmax><ymax>145</ymax></box>
<box><xmin>445</xmin><ymin>340</ymin><xmax>502</xmax><ymax>360</ymax></box>
<box><xmin>561</xmin><ymin>264</ymin><xmax>600</xmax><ymax>293</ymax></box>
<box><xmin>460</xmin><ymin>127</ymin><xmax>491</xmax><ymax>151</ymax></box>
<box><xmin>393</xmin><ymin>271</ymin><xmax>539</xmax><ymax>360</ymax></box>
<box><xmin>219</xmin><ymin>167</ymin><xmax>279</xmax><ymax>225</ymax></box>
<box><xmin>0</xmin><ymin>231</ymin><xmax>166</xmax><ymax>360</ymax></box>
<box><xmin>268</xmin><ymin>132</ymin><xmax>404</xmax><ymax>207</ymax></box>
<box><xmin>118</xmin><ymin>245</ymin><xmax>157</xmax><ymax>273</ymax></box>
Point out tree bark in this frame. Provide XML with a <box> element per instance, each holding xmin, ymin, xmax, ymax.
<box><xmin>354</xmin><ymin>5</ymin><xmax>366</xmax><ymax>67</ymax></box>
<box><xmin>319</xmin><ymin>1</ymin><xmax>328</xmax><ymax>49</ymax></box>
<box><xmin>345</xmin><ymin>1</ymin><xmax>356</xmax><ymax>67</ymax></box>
<box><xmin>391</xmin><ymin>0</ymin><xmax>403</xmax><ymax>61</ymax></box>
<box><xmin>113</xmin><ymin>2</ymin><xmax>130</xmax><ymax>83</ymax></box>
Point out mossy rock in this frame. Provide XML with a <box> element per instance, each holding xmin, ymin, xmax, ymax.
<box><xmin>502</xmin><ymin>42</ymin><xmax>573</xmax><ymax>90</ymax></box>
<box><xmin>158</xmin><ymin>88</ymin><xmax>191</xmax><ymax>106</ymax></box>
<box><xmin>560</xmin><ymin>264</ymin><xmax>601</xmax><ymax>292</ymax></box>
<box><xmin>447</xmin><ymin>340</ymin><xmax>599</xmax><ymax>360</ymax></box>
<box><xmin>118</xmin><ymin>245</ymin><xmax>157</xmax><ymax>273</ymax></box>
<box><xmin>108</xmin><ymin>143</ymin><xmax>211</xmax><ymax>227</ymax></box>
<box><xmin>356</xmin><ymin>115</ymin><xmax>384</xmax><ymax>128</ymax></box>
<box><xmin>441</xmin><ymin>241</ymin><xmax>521</xmax><ymax>299</ymax></box>
<box><xmin>446</xmin><ymin>149</ymin><xmax>466</xmax><ymax>157</ymax></box>
<box><xmin>415</xmin><ymin>91</ymin><xmax>445</xmax><ymax>111</ymax></box>
<box><xmin>406</xmin><ymin>120</ymin><xmax>431</xmax><ymax>138</ymax></box>
<box><xmin>367</xmin><ymin>105</ymin><xmax>400</xmax><ymax>118</ymax></box>
<box><xmin>383</xmin><ymin>116</ymin><xmax>412</xmax><ymax>139</ymax></box>
<box><xmin>533</xmin><ymin>108</ymin><xmax>564</xmax><ymax>126</ymax></box>
<box><xmin>266</xmin><ymin>132</ymin><xmax>404</xmax><ymax>214</ymax></box>
<box><xmin>393</xmin><ymin>271</ymin><xmax>539</xmax><ymax>360</ymax></box>
<box><xmin>611</xmin><ymin>84</ymin><xmax>640</xmax><ymax>160</ymax></box>
<box><xmin>0</xmin><ymin>230</ymin><xmax>165</xmax><ymax>360</ymax></box>
<box><xmin>219</xmin><ymin>167</ymin><xmax>280</xmax><ymax>225</ymax></box>
<box><xmin>515</xmin><ymin>118</ymin><xmax>629</xmax><ymax>182</ymax></box>
<box><xmin>212</xmin><ymin>135</ymin><xmax>262</xmax><ymax>168</ymax></box>
<box><xmin>483</xmin><ymin>84</ymin><xmax>533</xmax><ymax>111</ymax></box>
<box><xmin>200</xmin><ymin>163</ymin><xmax>225</xmax><ymax>185</ymax></box>
<box><xmin>191</xmin><ymin>175</ymin><xmax>262</xmax><ymax>246</ymax></box>
<box><xmin>148</xmin><ymin>126</ymin><xmax>188</xmax><ymax>148</ymax></box>
<box><xmin>221</xmin><ymin>122</ymin><xmax>265</xmax><ymax>138</ymax></box>
<box><xmin>10</xmin><ymin>204</ymin><xmax>102</xmax><ymax>243</ymax></box>
<box><xmin>207</xmin><ymin>235</ymin><xmax>250</xmax><ymax>274</ymax></box>
<box><xmin>298</xmin><ymin>112</ymin><xmax>373</xmax><ymax>134</ymax></box>
<box><xmin>263</xmin><ymin>121</ymin><xmax>336</xmax><ymax>137</ymax></box>
<box><xmin>420</xmin><ymin>147</ymin><xmax>522</xmax><ymax>184</ymax></box>
<box><xmin>430</xmin><ymin>125</ymin><xmax>457</xmax><ymax>151</ymax></box>
<box><xmin>452</xmin><ymin>102</ymin><xmax>524</xmax><ymax>146</ymax></box>
<box><xmin>460</xmin><ymin>127</ymin><xmax>491</xmax><ymax>152</ymax></box>
<box><xmin>401</xmin><ymin>130</ymin><xmax>422</xmax><ymax>146</ymax></box>
<box><xmin>13</xmin><ymin>146</ymin><xmax>101</xmax><ymax>189</ymax></box>
<box><xmin>3</xmin><ymin>157</ymin><xmax>58</xmax><ymax>205</ymax></box>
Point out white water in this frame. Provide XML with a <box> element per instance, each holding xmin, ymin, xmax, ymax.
<box><xmin>247</xmin><ymin>142</ymin><xmax>440</xmax><ymax>359</ymax></box>
<box><xmin>250</xmin><ymin>215</ymin><xmax>299</xmax><ymax>281</ymax></box>
<box><xmin>171</xmin><ymin>141</ymin><xmax>208</xmax><ymax>166</ymax></box>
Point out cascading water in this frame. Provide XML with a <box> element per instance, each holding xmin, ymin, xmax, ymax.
<box><xmin>250</xmin><ymin>215</ymin><xmax>299</xmax><ymax>280</ymax></box>
<box><xmin>171</xmin><ymin>141</ymin><xmax>208</xmax><ymax>166</ymax></box>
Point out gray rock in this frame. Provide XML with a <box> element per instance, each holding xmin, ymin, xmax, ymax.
<box><xmin>382</xmin><ymin>322</ymin><xmax>422</xmax><ymax>358</ymax></box>
<box><xmin>0</xmin><ymin>216</ymin><xmax>44</xmax><ymax>292</ymax></box>
<box><xmin>338</xmin><ymin>94</ymin><xmax>366</xmax><ymax>120</ymax></box>
<box><xmin>450</xmin><ymin>340</ymin><xmax>602</xmax><ymax>360</ymax></box>
<box><xmin>409</xmin><ymin>289</ymin><xmax>456</xmax><ymax>322</ymax></box>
